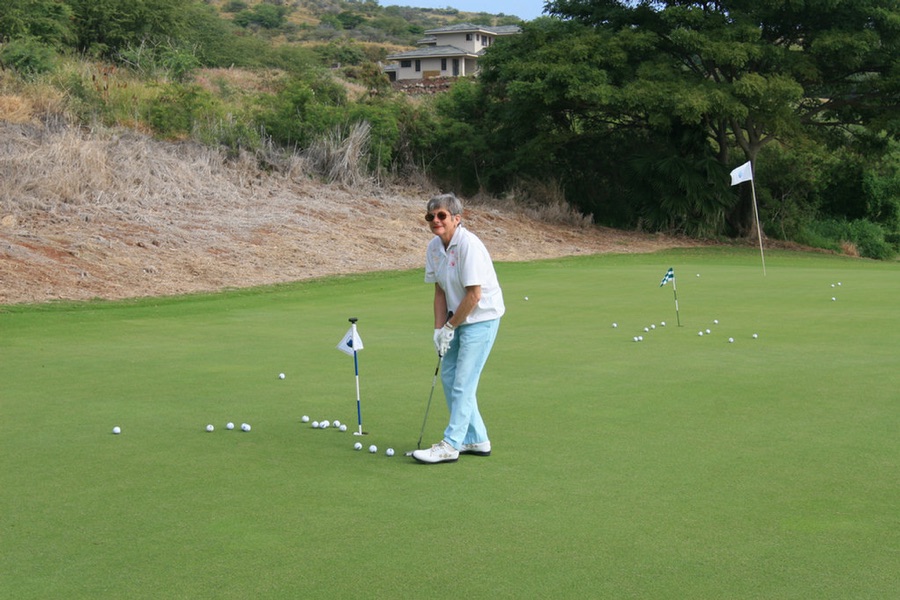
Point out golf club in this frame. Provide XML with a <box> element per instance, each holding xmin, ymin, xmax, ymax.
<box><xmin>407</xmin><ymin>312</ymin><xmax>452</xmax><ymax>455</ymax></box>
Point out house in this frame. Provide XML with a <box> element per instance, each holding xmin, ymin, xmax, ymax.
<box><xmin>384</xmin><ymin>23</ymin><xmax>521</xmax><ymax>82</ymax></box>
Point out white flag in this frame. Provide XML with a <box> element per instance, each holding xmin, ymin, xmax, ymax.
<box><xmin>730</xmin><ymin>161</ymin><xmax>753</xmax><ymax>186</ymax></box>
<box><xmin>336</xmin><ymin>327</ymin><xmax>364</xmax><ymax>356</ymax></box>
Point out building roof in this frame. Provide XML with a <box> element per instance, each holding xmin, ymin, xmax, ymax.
<box><xmin>423</xmin><ymin>22</ymin><xmax>521</xmax><ymax>36</ymax></box>
<box><xmin>386</xmin><ymin>45</ymin><xmax>480</xmax><ymax>60</ymax></box>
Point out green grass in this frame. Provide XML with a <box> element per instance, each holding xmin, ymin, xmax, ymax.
<box><xmin>2</xmin><ymin>248</ymin><xmax>898</xmax><ymax>599</ymax></box>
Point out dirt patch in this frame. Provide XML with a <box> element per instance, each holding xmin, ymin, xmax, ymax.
<box><xmin>0</xmin><ymin>124</ymin><xmax>701</xmax><ymax>305</ymax></box>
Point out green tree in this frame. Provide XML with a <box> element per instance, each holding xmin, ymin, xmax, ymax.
<box><xmin>65</xmin><ymin>0</ymin><xmax>191</xmax><ymax>56</ymax></box>
<box><xmin>542</xmin><ymin>0</ymin><xmax>900</xmax><ymax>236</ymax></box>
<box><xmin>0</xmin><ymin>0</ymin><xmax>74</xmax><ymax>48</ymax></box>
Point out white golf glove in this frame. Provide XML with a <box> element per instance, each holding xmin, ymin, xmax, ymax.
<box><xmin>433</xmin><ymin>323</ymin><xmax>455</xmax><ymax>356</ymax></box>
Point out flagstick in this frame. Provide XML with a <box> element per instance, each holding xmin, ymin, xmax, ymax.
<box><xmin>750</xmin><ymin>178</ymin><xmax>767</xmax><ymax>276</ymax></box>
<box><xmin>349</xmin><ymin>317</ymin><xmax>366</xmax><ymax>436</ymax></box>
<box><xmin>672</xmin><ymin>275</ymin><xmax>682</xmax><ymax>327</ymax></box>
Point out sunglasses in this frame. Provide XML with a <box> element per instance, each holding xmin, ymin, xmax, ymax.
<box><xmin>425</xmin><ymin>211</ymin><xmax>452</xmax><ymax>222</ymax></box>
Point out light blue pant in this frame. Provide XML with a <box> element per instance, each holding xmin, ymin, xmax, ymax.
<box><xmin>440</xmin><ymin>318</ymin><xmax>500</xmax><ymax>450</ymax></box>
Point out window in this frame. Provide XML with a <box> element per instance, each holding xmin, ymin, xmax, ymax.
<box><xmin>466</xmin><ymin>33</ymin><xmax>472</xmax><ymax>41</ymax></box>
<box><xmin>441</xmin><ymin>58</ymin><xmax>447</xmax><ymax>71</ymax></box>
<box><xmin>415</xmin><ymin>59</ymin><xmax>421</xmax><ymax>72</ymax></box>
<box><xmin>400</xmin><ymin>60</ymin><xmax>411</xmax><ymax>68</ymax></box>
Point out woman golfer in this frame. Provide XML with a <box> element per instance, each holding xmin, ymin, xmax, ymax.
<box><xmin>412</xmin><ymin>193</ymin><xmax>505</xmax><ymax>464</ymax></box>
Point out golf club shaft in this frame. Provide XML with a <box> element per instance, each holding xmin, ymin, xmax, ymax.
<box><xmin>416</xmin><ymin>311</ymin><xmax>453</xmax><ymax>449</ymax></box>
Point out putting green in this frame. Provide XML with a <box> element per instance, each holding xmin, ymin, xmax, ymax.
<box><xmin>2</xmin><ymin>248</ymin><xmax>897</xmax><ymax>598</ymax></box>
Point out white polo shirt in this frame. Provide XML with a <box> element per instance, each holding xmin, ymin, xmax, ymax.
<box><xmin>425</xmin><ymin>225</ymin><xmax>505</xmax><ymax>324</ymax></box>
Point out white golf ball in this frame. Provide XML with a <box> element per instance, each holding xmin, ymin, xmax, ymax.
<box><xmin>339</xmin><ymin>424</ymin><xmax>348</xmax><ymax>432</ymax></box>
<box><xmin>333</xmin><ymin>420</ymin><xmax>341</xmax><ymax>428</ymax></box>
<box><xmin>650</xmin><ymin>324</ymin><xmax>656</xmax><ymax>329</ymax></box>
<box><xmin>354</xmin><ymin>442</ymin><xmax>363</xmax><ymax>450</ymax></box>
<box><xmin>831</xmin><ymin>297</ymin><xmax>836</xmax><ymax>301</ymax></box>
<box><xmin>713</xmin><ymin>319</ymin><xmax>719</xmax><ymax>324</ymax></box>
<box><xmin>831</xmin><ymin>283</ymin><xmax>835</xmax><ymax>288</ymax></box>
<box><xmin>368</xmin><ymin>445</ymin><xmax>377</xmax><ymax>454</ymax></box>
<box><xmin>226</xmin><ymin>422</ymin><xmax>235</xmax><ymax>430</ymax></box>
<box><xmin>698</xmin><ymin>331</ymin><xmax>704</xmax><ymax>336</ymax></box>
<box><xmin>241</xmin><ymin>423</ymin><xmax>250</xmax><ymax>432</ymax></box>
<box><xmin>524</xmin><ymin>296</ymin><xmax>529</xmax><ymax>301</ymax></box>
<box><xmin>633</xmin><ymin>336</ymin><xmax>639</xmax><ymax>342</ymax></box>
<box><xmin>386</xmin><ymin>448</ymin><xmax>395</xmax><ymax>457</ymax></box>
<box><xmin>838</xmin><ymin>282</ymin><xmax>842</xmax><ymax>286</ymax></box>
<box><xmin>752</xmin><ymin>333</ymin><xmax>759</xmax><ymax>339</ymax></box>
<box><xmin>112</xmin><ymin>426</ymin><xmax>121</xmax><ymax>435</ymax></box>
<box><xmin>705</xmin><ymin>329</ymin><xmax>711</xmax><ymax>334</ymax></box>
<box><xmin>278</xmin><ymin>373</ymin><xmax>285</xmax><ymax>379</ymax></box>
<box><xmin>320</xmin><ymin>420</ymin><xmax>330</xmax><ymax>429</ymax></box>
<box><xmin>206</xmin><ymin>424</ymin><xmax>214</xmax><ymax>432</ymax></box>
<box><xmin>612</xmin><ymin>322</ymin><xmax>618</xmax><ymax>328</ymax></box>
<box><xmin>643</xmin><ymin>327</ymin><xmax>649</xmax><ymax>332</ymax></box>
<box><xmin>728</xmin><ymin>337</ymin><xmax>734</xmax><ymax>343</ymax></box>
<box><xmin>661</xmin><ymin>321</ymin><xmax>666</xmax><ymax>327</ymax></box>
<box><xmin>301</xmin><ymin>415</ymin><xmax>309</xmax><ymax>423</ymax></box>
<box><xmin>311</xmin><ymin>421</ymin><xmax>319</xmax><ymax>429</ymax></box>
<box><xmin>637</xmin><ymin>335</ymin><xmax>643</xmax><ymax>341</ymax></box>
<box><xmin>696</xmin><ymin>273</ymin><xmax>700</xmax><ymax>277</ymax></box>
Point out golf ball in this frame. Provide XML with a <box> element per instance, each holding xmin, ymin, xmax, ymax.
<box><xmin>320</xmin><ymin>420</ymin><xmax>330</xmax><ymax>429</ymax></box>
<box><xmin>354</xmin><ymin>442</ymin><xmax>363</xmax><ymax>451</ymax></box>
<box><xmin>386</xmin><ymin>448</ymin><xmax>395</xmax><ymax>457</ymax></box>
<box><xmin>713</xmin><ymin>319</ymin><xmax>719</xmax><ymax>324</ymax></box>
<box><xmin>643</xmin><ymin>327</ymin><xmax>649</xmax><ymax>332</ymax></box>
<box><xmin>206</xmin><ymin>424</ymin><xmax>214</xmax><ymax>432</ymax></box>
<box><xmin>633</xmin><ymin>336</ymin><xmax>639</xmax><ymax>342</ymax></box>
<box><xmin>241</xmin><ymin>423</ymin><xmax>251</xmax><ymax>432</ymax></box>
<box><xmin>831</xmin><ymin>297</ymin><xmax>836</xmax><ymax>301</ymax></box>
<box><xmin>612</xmin><ymin>322</ymin><xmax>618</xmax><ymax>328</ymax></box>
<box><xmin>112</xmin><ymin>426</ymin><xmax>121</xmax><ymax>435</ymax></box>
<box><xmin>728</xmin><ymin>337</ymin><xmax>734</xmax><ymax>343</ymax></box>
<box><xmin>278</xmin><ymin>373</ymin><xmax>285</xmax><ymax>379</ymax></box>
<box><xmin>311</xmin><ymin>421</ymin><xmax>319</xmax><ymax>428</ymax></box>
<box><xmin>226</xmin><ymin>422</ymin><xmax>235</xmax><ymax>430</ymax></box>
<box><xmin>524</xmin><ymin>296</ymin><xmax>529</xmax><ymax>301</ymax></box>
<box><xmin>637</xmin><ymin>335</ymin><xmax>643</xmax><ymax>341</ymax></box>
<box><xmin>301</xmin><ymin>415</ymin><xmax>309</xmax><ymax>423</ymax></box>
<box><xmin>838</xmin><ymin>282</ymin><xmax>842</xmax><ymax>286</ymax></box>
<box><xmin>650</xmin><ymin>324</ymin><xmax>656</xmax><ymax>330</ymax></box>
<box><xmin>333</xmin><ymin>420</ymin><xmax>341</xmax><ymax>428</ymax></box>
<box><xmin>661</xmin><ymin>321</ymin><xmax>666</xmax><ymax>327</ymax></box>
<box><xmin>698</xmin><ymin>331</ymin><xmax>704</xmax><ymax>336</ymax></box>
<box><xmin>706</xmin><ymin>329</ymin><xmax>711</xmax><ymax>334</ymax></box>
<box><xmin>752</xmin><ymin>333</ymin><xmax>759</xmax><ymax>339</ymax></box>
<box><xmin>831</xmin><ymin>283</ymin><xmax>835</xmax><ymax>288</ymax></box>
<box><xmin>339</xmin><ymin>424</ymin><xmax>348</xmax><ymax>432</ymax></box>
<box><xmin>368</xmin><ymin>445</ymin><xmax>377</xmax><ymax>454</ymax></box>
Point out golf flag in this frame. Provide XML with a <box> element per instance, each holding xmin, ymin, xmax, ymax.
<box><xmin>336</xmin><ymin>327</ymin><xmax>364</xmax><ymax>356</ymax></box>
<box><xmin>659</xmin><ymin>267</ymin><xmax>674</xmax><ymax>287</ymax></box>
<box><xmin>730</xmin><ymin>161</ymin><xmax>753</xmax><ymax>186</ymax></box>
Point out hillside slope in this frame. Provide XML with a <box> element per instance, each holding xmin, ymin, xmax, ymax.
<box><xmin>0</xmin><ymin>124</ymin><xmax>698</xmax><ymax>305</ymax></box>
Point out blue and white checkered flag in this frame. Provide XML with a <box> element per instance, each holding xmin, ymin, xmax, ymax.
<box><xmin>659</xmin><ymin>268</ymin><xmax>674</xmax><ymax>287</ymax></box>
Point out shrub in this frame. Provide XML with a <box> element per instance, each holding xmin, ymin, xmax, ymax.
<box><xmin>0</xmin><ymin>37</ymin><xmax>58</xmax><ymax>78</ymax></box>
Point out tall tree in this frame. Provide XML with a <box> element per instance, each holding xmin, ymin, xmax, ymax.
<box><xmin>543</xmin><ymin>0</ymin><xmax>900</xmax><ymax>235</ymax></box>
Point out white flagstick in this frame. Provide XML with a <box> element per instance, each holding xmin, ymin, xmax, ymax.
<box><xmin>750</xmin><ymin>177</ymin><xmax>766</xmax><ymax>276</ymax></box>
<box><xmin>671</xmin><ymin>274</ymin><xmax>682</xmax><ymax>327</ymax></box>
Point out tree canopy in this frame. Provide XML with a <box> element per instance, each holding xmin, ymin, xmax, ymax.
<box><xmin>438</xmin><ymin>0</ymin><xmax>899</xmax><ymax>244</ymax></box>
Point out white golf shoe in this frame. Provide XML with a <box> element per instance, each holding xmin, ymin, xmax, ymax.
<box><xmin>459</xmin><ymin>440</ymin><xmax>491</xmax><ymax>456</ymax></box>
<box><xmin>411</xmin><ymin>440</ymin><xmax>459</xmax><ymax>464</ymax></box>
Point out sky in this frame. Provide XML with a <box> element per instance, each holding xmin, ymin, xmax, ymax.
<box><xmin>388</xmin><ymin>1</ymin><xmax>549</xmax><ymax>22</ymax></box>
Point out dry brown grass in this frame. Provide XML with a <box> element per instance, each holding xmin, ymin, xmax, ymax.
<box><xmin>0</xmin><ymin>122</ymin><xmax>699</xmax><ymax>304</ymax></box>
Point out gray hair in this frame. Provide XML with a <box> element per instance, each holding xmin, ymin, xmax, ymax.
<box><xmin>426</xmin><ymin>193</ymin><xmax>463</xmax><ymax>216</ymax></box>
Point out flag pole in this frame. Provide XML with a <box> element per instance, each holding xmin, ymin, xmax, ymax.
<box><xmin>348</xmin><ymin>317</ymin><xmax>366</xmax><ymax>436</ymax></box>
<box><xmin>750</xmin><ymin>178</ymin><xmax>766</xmax><ymax>276</ymax></box>
<box><xmin>672</xmin><ymin>274</ymin><xmax>682</xmax><ymax>327</ymax></box>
